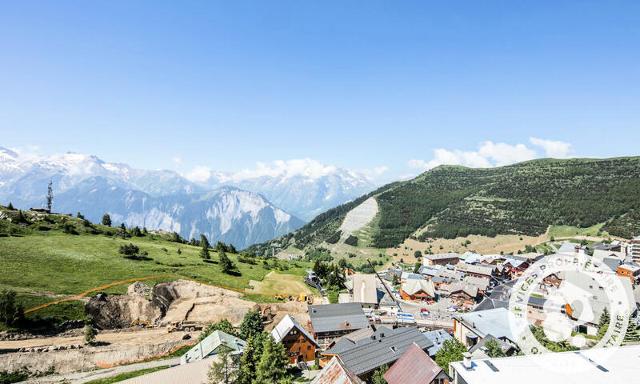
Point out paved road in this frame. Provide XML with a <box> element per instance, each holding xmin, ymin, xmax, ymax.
<box><xmin>22</xmin><ymin>358</ymin><xmax>181</xmax><ymax>384</ymax></box>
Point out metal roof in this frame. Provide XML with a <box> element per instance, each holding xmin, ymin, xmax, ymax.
<box><xmin>450</xmin><ymin>345</ymin><xmax>640</xmax><ymax>384</ymax></box>
<box><xmin>383</xmin><ymin>343</ymin><xmax>443</xmax><ymax>384</ymax></box>
<box><xmin>402</xmin><ymin>279</ymin><xmax>435</xmax><ymax>296</ymax></box>
<box><xmin>352</xmin><ymin>274</ymin><xmax>379</xmax><ymax>305</ymax></box>
<box><xmin>423</xmin><ymin>329</ymin><xmax>453</xmax><ymax>356</ymax></box>
<box><xmin>456</xmin><ymin>308</ymin><xmax>517</xmax><ymax>342</ymax></box>
<box><xmin>309</xmin><ymin>303</ymin><xmax>369</xmax><ymax>334</ymax></box>
<box><xmin>271</xmin><ymin>314</ymin><xmax>318</xmax><ymax>347</ymax></box>
<box><xmin>336</xmin><ymin>327</ymin><xmax>433</xmax><ymax>376</ymax></box>
<box><xmin>325</xmin><ymin>326</ymin><xmax>391</xmax><ymax>355</ymax></box>
<box><xmin>180</xmin><ymin>330</ymin><xmax>246</xmax><ymax>364</ymax></box>
<box><xmin>310</xmin><ymin>356</ymin><xmax>364</xmax><ymax>384</ymax></box>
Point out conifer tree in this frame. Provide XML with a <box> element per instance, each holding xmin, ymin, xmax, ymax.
<box><xmin>101</xmin><ymin>213</ymin><xmax>112</xmax><ymax>226</ymax></box>
<box><xmin>255</xmin><ymin>336</ymin><xmax>289</xmax><ymax>383</ymax></box>
<box><xmin>200</xmin><ymin>234</ymin><xmax>211</xmax><ymax>260</ymax></box>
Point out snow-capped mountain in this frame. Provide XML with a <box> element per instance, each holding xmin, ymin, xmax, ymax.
<box><xmin>0</xmin><ymin>148</ymin><xmax>303</xmax><ymax>248</ymax></box>
<box><xmin>190</xmin><ymin>159</ymin><xmax>376</xmax><ymax>221</ymax></box>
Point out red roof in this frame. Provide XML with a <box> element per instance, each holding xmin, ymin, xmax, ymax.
<box><xmin>383</xmin><ymin>343</ymin><xmax>443</xmax><ymax>384</ymax></box>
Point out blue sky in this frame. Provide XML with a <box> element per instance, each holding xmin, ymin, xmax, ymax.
<box><xmin>1</xmin><ymin>1</ymin><xmax>639</xmax><ymax>181</ymax></box>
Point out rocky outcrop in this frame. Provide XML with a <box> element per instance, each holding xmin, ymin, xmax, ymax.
<box><xmin>86</xmin><ymin>285</ymin><xmax>162</xmax><ymax>329</ymax></box>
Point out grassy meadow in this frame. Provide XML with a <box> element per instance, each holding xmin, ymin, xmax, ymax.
<box><xmin>0</xmin><ymin>208</ymin><xmax>311</xmax><ymax>324</ymax></box>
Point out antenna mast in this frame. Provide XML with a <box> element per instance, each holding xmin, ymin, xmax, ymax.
<box><xmin>46</xmin><ymin>180</ymin><xmax>53</xmax><ymax>212</ymax></box>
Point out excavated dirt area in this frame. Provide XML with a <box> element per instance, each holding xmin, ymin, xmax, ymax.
<box><xmin>0</xmin><ymin>279</ymin><xmax>312</xmax><ymax>376</ymax></box>
<box><xmin>0</xmin><ymin>328</ymin><xmax>190</xmax><ymax>375</ymax></box>
<box><xmin>86</xmin><ymin>280</ymin><xmax>258</xmax><ymax>329</ymax></box>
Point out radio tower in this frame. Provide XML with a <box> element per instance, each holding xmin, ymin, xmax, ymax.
<box><xmin>46</xmin><ymin>180</ymin><xmax>53</xmax><ymax>213</ymax></box>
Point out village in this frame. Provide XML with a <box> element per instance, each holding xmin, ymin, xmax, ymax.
<box><xmin>113</xmin><ymin>235</ymin><xmax>640</xmax><ymax>384</ymax></box>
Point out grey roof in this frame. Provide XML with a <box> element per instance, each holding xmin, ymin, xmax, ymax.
<box><xmin>337</xmin><ymin>327</ymin><xmax>433</xmax><ymax>376</ymax></box>
<box><xmin>325</xmin><ymin>326</ymin><xmax>391</xmax><ymax>355</ymax></box>
<box><xmin>425</xmin><ymin>252</ymin><xmax>460</xmax><ymax>261</ymax></box>
<box><xmin>456</xmin><ymin>263</ymin><xmax>495</xmax><ymax>276</ymax></box>
<box><xmin>464</xmin><ymin>276</ymin><xmax>491</xmax><ymax>291</ymax></box>
<box><xmin>602</xmin><ymin>257</ymin><xmax>622</xmax><ymax>272</ymax></box>
<box><xmin>473</xmin><ymin>281</ymin><xmax>514</xmax><ymax>312</ymax></box>
<box><xmin>309</xmin><ymin>303</ymin><xmax>369</xmax><ymax>334</ymax></box>
<box><xmin>456</xmin><ymin>308</ymin><xmax>517</xmax><ymax>342</ymax></box>
<box><xmin>422</xmin><ymin>329</ymin><xmax>453</xmax><ymax>356</ymax></box>
<box><xmin>271</xmin><ymin>314</ymin><xmax>318</xmax><ymax>347</ymax></box>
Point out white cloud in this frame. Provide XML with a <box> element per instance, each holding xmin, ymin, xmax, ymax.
<box><xmin>477</xmin><ymin>141</ymin><xmax>537</xmax><ymax>166</ymax></box>
<box><xmin>360</xmin><ymin>165</ymin><xmax>389</xmax><ymax>180</ymax></box>
<box><xmin>408</xmin><ymin>139</ymin><xmax>569</xmax><ymax>172</ymax></box>
<box><xmin>185</xmin><ymin>165</ymin><xmax>214</xmax><ymax>183</ymax></box>
<box><xmin>172</xmin><ymin>156</ymin><xmax>183</xmax><ymax>165</ymax></box>
<box><xmin>184</xmin><ymin>158</ymin><xmax>385</xmax><ymax>184</ymax></box>
<box><xmin>232</xmin><ymin>158</ymin><xmax>338</xmax><ymax>181</ymax></box>
<box><xmin>529</xmin><ymin>137</ymin><xmax>572</xmax><ymax>158</ymax></box>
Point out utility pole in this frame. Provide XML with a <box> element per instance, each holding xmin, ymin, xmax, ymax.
<box><xmin>46</xmin><ymin>180</ymin><xmax>53</xmax><ymax>212</ymax></box>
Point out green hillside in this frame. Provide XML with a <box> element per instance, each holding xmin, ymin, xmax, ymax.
<box><xmin>249</xmin><ymin>157</ymin><xmax>640</xmax><ymax>254</ymax></box>
<box><xmin>0</xmin><ymin>207</ymin><xmax>309</xmax><ymax>328</ymax></box>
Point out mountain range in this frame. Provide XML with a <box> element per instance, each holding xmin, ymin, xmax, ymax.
<box><xmin>248</xmin><ymin>157</ymin><xmax>640</xmax><ymax>255</ymax></box>
<box><xmin>0</xmin><ymin>147</ymin><xmax>375</xmax><ymax>248</ymax></box>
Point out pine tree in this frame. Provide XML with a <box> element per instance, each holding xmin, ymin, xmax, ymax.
<box><xmin>7</xmin><ymin>202</ymin><xmax>14</xmax><ymax>210</ymax></box>
<box><xmin>219</xmin><ymin>250</ymin><xmax>236</xmax><ymax>274</ymax></box>
<box><xmin>239</xmin><ymin>310</ymin><xmax>264</xmax><ymax>340</ymax></box>
<box><xmin>101</xmin><ymin>213</ymin><xmax>112</xmax><ymax>226</ymax></box>
<box><xmin>208</xmin><ymin>347</ymin><xmax>237</xmax><ymax>384</ymax></box>
<box><xmin>237</xmin><ymin>333</ymin><xmax>267</xmax><ymax>384</ymax></box>
<box><xmin>435</xmin><ymin>338</ymin><xmax>467</xmax><ymax>371</ymax></box>
<box><xmin>200</xmin><ymin>234</ymin><xmax>211</xmax><ymax>259</ymax></box>
<box><xmin>255</xmin><ymin>336</ymin><xmax>289</xmax><ymax>383</ymax></box>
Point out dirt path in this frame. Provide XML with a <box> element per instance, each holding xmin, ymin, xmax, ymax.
<box><xmin>0</xmin><ymin>328</ymin><xmax>187</xmax><ymax>350</ymax></box>
<box><xmin>24</xmin><ymin>357</ymin><xmax>180</xmax><ymax>384</ymax></box>
<box><xmin>24</xmin><ymin>275</ymin><xmax>171</xmax><ymax>314</ymax></box>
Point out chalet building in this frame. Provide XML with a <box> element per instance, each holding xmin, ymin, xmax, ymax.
<box><xmin>423</xmin><ymin>253</ymin><xmax>460</xmax><ymax>266</ymax></box>
<box><xmin>617</xmin><ymin>263</ymin><xmax>640</xmax><ymax>284</ymax></box>
<box><xmin>462</xmin><ymin>275</ymin><xmax>490</xmax><ymax>294</ymax></box>
<box><xmin>502</xmin><ymin>258</ymin><xmax>529</xmax><ymax>279</ymax></box>
<box><xmin>308</xmin><ymin>303</ymin><xmax>369</xmax><ymax>346</ymax></box>
<box><xmin>271</xmin><ymin>315</ymin><xmax>319</xmax><ymax>363</ymax></box>
<box><xmin>447</xmin><ymin>284</ymin><xmax>479</xmax><ymax>307</ymax></box>
<box><xmin>323</xmin><ymin>326</ymin><xmax>433</xmax><ymax>381</ymax></box>
<box><xmin>400</xmin><ymin>279</ymin><xmax>436</xmax><ymax>302</ymax></box>
<box><xmin>384</xmin><ymin>343</ymin><xmax>449</xmax><ymax>384</ymax></box>
<box><xmin>455</xmin><ymin>263</ymin><xmax>495</xmax><ymax>279</ymax></box>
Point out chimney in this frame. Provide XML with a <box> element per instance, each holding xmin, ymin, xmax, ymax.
<box><xmin>462</xmin><ymin>352</ymin><xmax>473</xmax><ymax>370</ymax></box>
